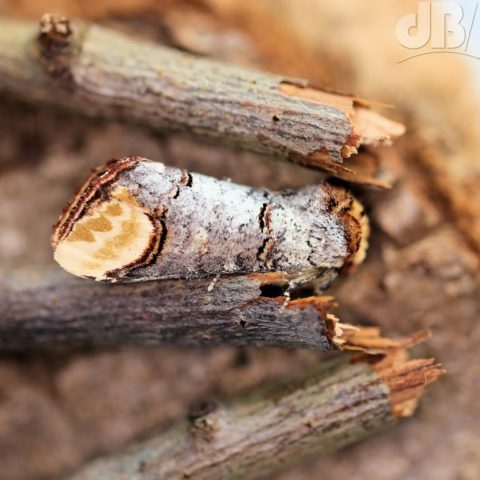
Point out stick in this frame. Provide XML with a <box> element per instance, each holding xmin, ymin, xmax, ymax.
<box><xmin>65</xmin><ymin>351</ymin><xmax>443</xmax><ymax>480</ymax></box>
<box><xmin>0</xmin><ymin>266</ymin><xmax>422</xmax><ymax>351</ymax></box>
<box><xmin>0</xmin><ymin>14</ymin><xmax>404</xmax><ymax>181</ymax></box>
<box><xmin>51</xmin><ymin>157</ymin><xmax>369</xmax><ymax>284</ymax></box>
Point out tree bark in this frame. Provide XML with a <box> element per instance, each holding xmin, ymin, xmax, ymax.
<box><xmin>0</xmin><ymin>266</ymin><xmax>419</xmax><ymax>352</ymax></box>
<box><xmin>65</xmin><ymin>351</ymin><xmax>443</xmax><ymax>480</ymax></box>
<box><xmin>0</xmin><ymin>14</ymin><xmax>403</xmax><ymax>182</ymax></box>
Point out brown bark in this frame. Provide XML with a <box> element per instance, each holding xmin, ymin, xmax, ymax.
<box><xmin>0</xmin><ymin>14</ymin><xmax>403</xmax><ymax>183</ymax></box>
<box><xmin>65</xmin><ymin>351</ymin><xmax>443</xmax><ymax>480</ymax></box>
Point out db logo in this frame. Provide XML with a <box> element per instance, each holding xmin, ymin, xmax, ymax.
<box><xmin>395</xmin><ymin>1</ymin><xmax>479</xmax><ymax>62</ymax></box>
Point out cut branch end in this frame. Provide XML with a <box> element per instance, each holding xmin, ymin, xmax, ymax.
<box><xmin>373</xmin><ymin>351</ymin><xmax>446</xmax><ymax>417</ymax></box>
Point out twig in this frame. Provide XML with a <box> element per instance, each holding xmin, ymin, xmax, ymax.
<box><xmin>0</xmin><ymin>266</ymin><xmax>424</xmax><ymax>352</ymax></box>
<box><xmin>65</xmin><ymin>350</ymin><xmax>444</xmax><ymax>480</ymax></box>
<box><xmin>0</xmin><ymin>14</ymin><xmax>403</xmax><ymax>181</ymax></box>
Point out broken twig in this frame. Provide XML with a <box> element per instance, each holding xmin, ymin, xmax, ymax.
<box><xmin>0</xmin><ymin>266</ymin><xmax>423</xmax><ymax>352</ymax></box>
<box><xmin>0</xmin><ymin>14</ymin><xmax>404</xmax><ymax>181</ymax></box>
<box><xmin>65</xmin><ymin>350</ymin><xmax>444</xmax><ymax>480</ymax></box>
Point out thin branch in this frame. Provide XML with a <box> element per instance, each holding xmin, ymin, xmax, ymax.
<box><xmin>0</xmin><ymin>266</ymin><xmax>423</xmax><ymax>352</ymax></box>
<box><xmin>0</xmin><ymin>14</ymin><xmax>403</xmax><ymax>182</ymax></box>
<box><xmin>65</xmin><ymin>350</ymin><xmax>444</xmax><ymax>480</ymax></box>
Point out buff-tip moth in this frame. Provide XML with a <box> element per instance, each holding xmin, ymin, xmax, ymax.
<box><xmin>52</xmin><ymin>157</ymin><xmax>369</xmax><ymax>290</ymax></box>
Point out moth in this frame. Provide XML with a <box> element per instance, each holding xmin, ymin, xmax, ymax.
<box><xmin>52</xmin><ymin>157</ymin><xmax>369</xmax><ymax>291</ymax></box>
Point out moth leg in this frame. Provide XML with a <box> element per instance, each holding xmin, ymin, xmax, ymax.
<box><xmin>280</xmin><ymin>268</ymin><xmax>321</xmax><ymax>311</ymax></box>
<box><xmin>280</xmin><ymin>290</ymin><xmax>291</xmax><ymax>311</ymax></box>
<box><xmin>207</xmin><ymin>274</ymin><xmax>221</xmax><ymax>292</ymax></box>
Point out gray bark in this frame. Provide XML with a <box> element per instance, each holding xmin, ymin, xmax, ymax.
<box><xmin>65</xmin><ymin>353</ymin><xmax>443</xmax><ymax>480</ymax></box>
<box><xmin>0</xmin><ymin>14</ymin><xmax>403</xmax><ymax>177</ymax></box>
<box><xmin>0</xmin><ymin>267</ymin><xmax>338</xmax><ymax>350</ymax></box>
<box><xmin>0</xmin><ymin>266</ymin><xmax>419</xmax><ymax>352</ymax></box>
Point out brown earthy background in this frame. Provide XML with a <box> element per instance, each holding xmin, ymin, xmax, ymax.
<box><xmin>1</xmin><ymin>1</ymin><xmax>479</xmax><ymax>479</ymax></box>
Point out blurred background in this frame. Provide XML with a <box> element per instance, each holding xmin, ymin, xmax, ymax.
<box><xmin>1</xmin><ymin>1</ymin><xmax>479</xmax><ymax>479</ymax></box>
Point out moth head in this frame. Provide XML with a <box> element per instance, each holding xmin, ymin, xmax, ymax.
<box><xmin>344</xmin><ymin>196</ymin><xmax>370</xmax><ymax>267</ymax></box>
<box><xmin>322</xmin><ymin>184</ymin><xmax>370</xmax><ymax>268</ymax></box>
<box><xmin>51</xmin><ymin>159</ymin><xmax>161</xmax><ymax>281</ymax></box>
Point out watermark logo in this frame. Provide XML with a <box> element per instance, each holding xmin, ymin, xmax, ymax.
<box><xmin>396</xmin><ymin>1</ymin><xmax>479</xmax><ymax>62</ymax></box>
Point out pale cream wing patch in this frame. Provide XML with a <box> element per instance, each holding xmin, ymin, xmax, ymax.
<box><xmin>53</xmin><ymin>186</ymin><xmax>157</xmax><ymax>280</ymax></box>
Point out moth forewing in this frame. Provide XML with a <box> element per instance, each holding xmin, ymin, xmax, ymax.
<box><xmin>53</xmin><ymin>186</ymin><xmax>162</xmax><ymax>281</ymax></box>
<box><xmin>52</xmin><ymin>157</ymin><xmax>369</xmax><ymax>286</ymax></box>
